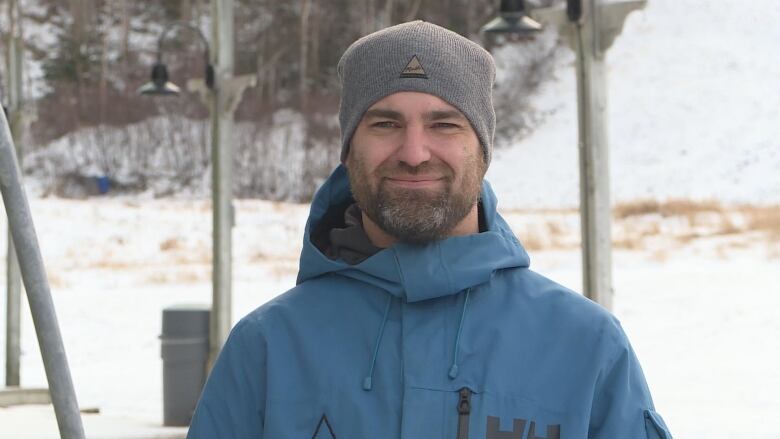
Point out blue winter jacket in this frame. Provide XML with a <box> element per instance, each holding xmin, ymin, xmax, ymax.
<box><xmin>188</xmin><ymin>165</ymin><xmax>672</xmax><ymax>438</ymax></box>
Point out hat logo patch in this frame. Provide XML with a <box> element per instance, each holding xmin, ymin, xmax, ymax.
<box><xmin>400</xmin><ymin>55</ymin><xmax>428</xmax><ymax>79</ymax></box>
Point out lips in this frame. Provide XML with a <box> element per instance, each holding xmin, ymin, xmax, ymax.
<box><xmin>384</xmin><ymin>176</ymin><xmax>445</xmax><ymax>189</ymax></box>
<box><xmin>387</xmin><ymin>176</ymin><xmax>441</xmax><ymax>182</ymax></box>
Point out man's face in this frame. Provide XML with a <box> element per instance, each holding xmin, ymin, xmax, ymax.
<box><xmin>346</xmin><ymin>92</ymin><xmax>486</xmax><ymax>245</ymax></box>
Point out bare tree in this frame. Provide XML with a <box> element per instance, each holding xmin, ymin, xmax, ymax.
<box><xmin>299</xmin><ymin>0</ymin><xmax>311</xmax><ymax>110</ymax></box>
<box><xmin>99</xmin><ymin>0</ymin><xmax>111</xmax><ymax>121</ymax></box>
<box><xmin>309</xmin><ymin>2</ymin><xmax>321</xmax><ymax>84</ymax></box>
<box><xmin>362</xmin><ymin>0</ymin><xmax>376</xmax><ymax>35</ymax></box>
<box><xmin>120</xmin><ymin>0</ymin><xmax>130</xmax><ymax>91</ymax></box>
<box><xmin>382</xmin><ymin>0</ymin><xmax>394</xmax><ymax>28</ymax></box>
<box><xmin>404</xmin><ymin>0</ymin><xmax>423</xmax><ymax>21</ymax></box>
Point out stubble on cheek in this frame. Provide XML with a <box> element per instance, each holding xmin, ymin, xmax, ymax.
<box><xmin>346</xmin><ymin>146</ymin><xmax>485</xmax><ymax>245</ymax></box>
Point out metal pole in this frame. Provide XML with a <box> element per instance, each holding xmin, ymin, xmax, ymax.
<box><xmin>4</xmin><ymin>0</ymin><xmax>23</xmax><ymax>388</ymax></box>
<box><xmin>573</xmin><ymin>0</ymin><xmax>613</xmax><ymax>309</ymax></box>
<box><xmin>529</xmin><ymin>0</ymin><xmax>645</xmax><ymax>310</ymax></box>
<box><xmin>209</xmin><ymin>0</ymin><xmax>235</xmax><ymax>366</ymax></box>
<box><xmin>0</xmin><ymin>108</ymin><xmax>85</xmax><ymax>438</ymax></box>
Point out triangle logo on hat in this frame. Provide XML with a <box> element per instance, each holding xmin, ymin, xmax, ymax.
<box><xmin>400</xmin><ymin>55</ymin><xmax>428</xmax><ymax>79</ymax></box>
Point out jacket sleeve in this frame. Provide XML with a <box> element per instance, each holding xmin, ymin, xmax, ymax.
<box><xmin>588</xmin><ymin>321</ymin><xmax>673</xmax><ymax>439</ymax></box>
<box><xmin>187</xmin><ymin>318</ymin><xmax>267</xmax><ymax>439</ymax></box>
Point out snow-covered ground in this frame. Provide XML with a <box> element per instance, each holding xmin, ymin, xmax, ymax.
<box><xmin>1</xmin><ymin>0</ymin><xmax>779</xmax><ymax>437</ymax></box>
<box><xmin>0</xmin><ymin>198</ymin><xmax>778</xmax><ymax>438</ymax></box>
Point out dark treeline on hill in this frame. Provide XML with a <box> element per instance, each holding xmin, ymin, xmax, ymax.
<box><xmin>2</xmin><ymin>0</ymin><xmax>559</xmax><ymax>200</ymax></box>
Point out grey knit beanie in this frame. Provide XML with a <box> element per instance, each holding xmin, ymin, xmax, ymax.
<box><xmin>337</xmin><ymin>21</ymin><xmax>496</xmax><ymax>165</ymax></box>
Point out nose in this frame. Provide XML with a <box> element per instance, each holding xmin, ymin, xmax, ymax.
<box><xmin>395</xmin><ymin>123</ymin><xmax>431</xmax><ymax>167</ymax></box>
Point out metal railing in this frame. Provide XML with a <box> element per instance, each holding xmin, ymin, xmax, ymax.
<box><xmin>0</xmin><ymin>104</ymin><xmax>84</xmax><ymax>438</ymax></box>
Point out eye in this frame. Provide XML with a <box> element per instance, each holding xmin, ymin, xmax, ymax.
<box><xmin>372</xmin><ymin>121</ymin><xmax>399</xmax><ymax>129</ymax></box>
<box><xmin>432</xmin><ymin>122</ymin><xmax>461</xmax><ymax>130</ymax></box>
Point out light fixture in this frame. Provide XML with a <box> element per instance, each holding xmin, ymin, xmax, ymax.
<box><xmin>137</xmin><ymin>22</ymin><xmax>214</xmax><ymax>97</ymax></box>
<box><xmin>481</xmin><ymin>0</ymin><xmax>543</xmax><ymax>35</ymax></box>
<box><xmin>138</xmin><ymin>62</ymin><xmax>181</xmax><ymax>96</ymax></box>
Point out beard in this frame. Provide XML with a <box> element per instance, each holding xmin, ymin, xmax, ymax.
<box><xmin>346</xmin><ymin>151</ymin><xmax>485</xmax><ymax>245</ymax></box>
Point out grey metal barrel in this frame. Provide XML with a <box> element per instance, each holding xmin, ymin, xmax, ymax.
<box><xmin>160</xmin><ymin>304</ymin><xmax>210</xmax><ymax>426</ymax></box>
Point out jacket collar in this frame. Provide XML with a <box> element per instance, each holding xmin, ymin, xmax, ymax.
<box><xmin>296</xmin><ymin>165</ymin><xmax>530</xmax><ymax>302</ymax></box>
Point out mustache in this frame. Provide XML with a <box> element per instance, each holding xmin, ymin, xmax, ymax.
<box><xmin>378</xmin><ymin>162</ymin><xmax>453</xmax><ymax>178</ymax></box>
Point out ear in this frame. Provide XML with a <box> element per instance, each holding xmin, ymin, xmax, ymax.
<box><xmin>343</xmin><ymin>143</ymin><xmax>354</xmax><ymax>169</ymax></box>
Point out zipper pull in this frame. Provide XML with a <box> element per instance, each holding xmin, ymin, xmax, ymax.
<box><xmin>458</xmin><ymin>387</ymin><xmax>472</xmax><ymax>415</ymax></box>
<box><xmin>456</xmin><ymin>387</ymin><xmax>472</xmax><ymax>439</ymax></box>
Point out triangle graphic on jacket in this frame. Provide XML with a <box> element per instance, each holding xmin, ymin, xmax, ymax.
<box><xmin>399</xmin><ymin>55</ymin><xmax>428</xmax><ymax>78</ymax></box>
<box><xmin>311</xmin><ymin>413</ymin><xmax>337</xmax><ymax>439</ymax></box>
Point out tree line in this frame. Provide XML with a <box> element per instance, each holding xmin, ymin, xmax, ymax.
<box><xmin>2</xmin><ymin>0</ymin><xmax>559</xmax><ymax>200</ymax></box>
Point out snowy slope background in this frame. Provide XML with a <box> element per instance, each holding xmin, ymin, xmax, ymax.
<box><xmin>1</xmin><ymin>0</ymin><xmax>779</xmax><ymax>438</ymax></box>
<box><xmin>487</xmin><ymin>0</ymin><xmax>780</xmax><ymax>208</ymax></box>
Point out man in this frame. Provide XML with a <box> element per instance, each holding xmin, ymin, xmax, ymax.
<box><xmin>188</xmin><ymin>21</ymin><xmax>672</xmax><ymax>438</ymax></box>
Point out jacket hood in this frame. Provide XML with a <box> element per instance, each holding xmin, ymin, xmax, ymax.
<box><xmin>296</xmin><ymin>165</ymin><xmax>530</xmax><ymax>302</ymax></box>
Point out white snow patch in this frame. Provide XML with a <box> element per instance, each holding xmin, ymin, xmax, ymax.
<box><xmin>487</xmin><ymin>0</ymin><xmax>780</xmax><ymax>209</ymax></box>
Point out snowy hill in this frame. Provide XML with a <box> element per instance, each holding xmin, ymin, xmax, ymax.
<box><xmin>487</xmin><ymin>0</ymin><xmax>780</xmax><ymax>209</ymax></box>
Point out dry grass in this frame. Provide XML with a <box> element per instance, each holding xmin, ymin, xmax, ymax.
<box><xmin>88</xmin><ymin>259</ymin><xmax>144</xmax><ymax>270</ymax></box>
<box><xmin>46</xmin><ymin>271</ymin><xmax>68</xmax><ymax>289</ymax></box>
<box><xmin>613</xmin><ymin>236</ymin><xmax>643</xmax><ymax>250</ymax></box>
<box><xmin>648</xmin><ymin>249</ymin><xmax>669</xmax><ymax>263</ymax></box>
<box><xmin>612</xmin><ymin>200</ymin><xmax>780</xmax><ymax>248</ymax></box>
<box><xmin>546</xmin><ymin>221</ymin><xmax>565</xmax><ymax>237</ymax></box>
<box><xmin>507</xmin><ymin>199</ymin><xmax>766</xmax><ymax>252</ymax></box>
<box><xmin>675</xmin><ymin>232</ymin><xmax>703</xmax><ymax>245</ymax></box>
<box><xmin>716</xmin><ymin>216</ymin><xmax>741</xmax><ymax>236</ymax></box>
<box><xmin>146</xmin><ymin>269</ymin><xmax>206</xmax><ymax>284</ymax></box>
<box><xmin>741</xmin><ymin>205</ymin><xmax>780</xmax><ymax>239</ymax></box>
<box><xmin>518</xmin><ymin>231</ymin><xmax>545</xmax><ymax>251</ymax></box>
<box><xmin>613</xmin><ymin>221</ymin><xmax>664</xmax><ymax>250</ymax></box>
<box><xmin>172</xmin><ymin>252</ymin><xmax>211</xmax><ymax>265</ymax></box>
<box><xmin>613</xmin><ymin>199</ymin><xmax>723</xmax><ymax>219</ymax></box>
<box><xmin>159</xmin><ymin>238</ymin><xmax>181</xmax><ymax>251</ymax></box>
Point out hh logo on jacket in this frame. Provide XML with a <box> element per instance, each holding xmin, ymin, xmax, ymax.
<box><xmin>309</xmin><ymin>414</ymin><xmax>560</xmax><ymax>439</ymax></box>
<box><xmin>486</xmin><ymin>415</ymin><xmax>561</xmax><ymax>439</ymax></box>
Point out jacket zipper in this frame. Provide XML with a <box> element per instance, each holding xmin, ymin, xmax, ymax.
<box><xmin>456</xmin><ymin>387</ymin><xmax>472</xmax><ymax>439</ymax></box>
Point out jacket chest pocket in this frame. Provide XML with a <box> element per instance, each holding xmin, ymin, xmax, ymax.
<box><xmin>402</xmin><ymin>387</ymin><xmax>574</xmax><ymax>439</ymax></box>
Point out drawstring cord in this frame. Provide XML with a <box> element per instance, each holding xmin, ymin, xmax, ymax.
<box><xmin>362</xmin><ymin>288</ymin><xmax>472</xmax><ymax>390</ymax></box>
<box><xmin>363</xmin><ymin>294</ymin><xmax>393</xmax><ymax>391</ymax></box>
<box><xmin>448</xmin><ymin>288</ymin><xmax>471</xmax><ymax>379</ymax></box>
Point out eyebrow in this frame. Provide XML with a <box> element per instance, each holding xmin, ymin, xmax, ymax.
<box><xmin>363</xmin><ymin>109</ymin><xmax>403</xmax><ymax>120</ymax></box>
<box><xmin>425</xmin><ymin>110</ymin><xmax>466</xmax><ymax>122</ymax></box>
<box><xmin>362</xmin><ymin>108</ymin><xmax>467</xmax><ymax>122</ymax></box>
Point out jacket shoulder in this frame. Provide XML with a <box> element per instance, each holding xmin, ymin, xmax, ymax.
<box><xmin>239</xmin><ymin>273</ymin><xmax>370</xmax><ymax>333</ymax></box>
<box><xmin>498</xmin><ymin>267</ymin><xmax>628</xmax><ymax>351</ymax></box>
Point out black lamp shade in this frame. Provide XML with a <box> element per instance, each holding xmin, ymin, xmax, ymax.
<box><xmin>482</xmin><ymin>0</ymin><xmax>543</xmax><ymax>34</ymax></box>
<box><xmin>567</xmin><ymin>0</ymin><xmax>583</xmax><ymax>22</ymax></box>
<box><xmin>500</xmin><ymin>0</ymin><xmax>524</xmax><ymax>13</ymax></box>
<box><xmin>138</xmin><ymin>63</ymin><xmax>181</xmax><ymax>96</ymax></box>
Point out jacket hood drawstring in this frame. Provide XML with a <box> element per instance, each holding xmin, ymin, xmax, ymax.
<box><xmin>448</xmin><ymin>288</ymin><xmax>471</xmax><ymax>380</ymax></box>
<box><xmin>363</xmin><ymin>294</ymin><xmax>394</xmax><ymax>391</ymax></box>
<box><xmin>363</xmin><ymin>288</ymin><xmax>472</xmax><ymax>391</ymax></box>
